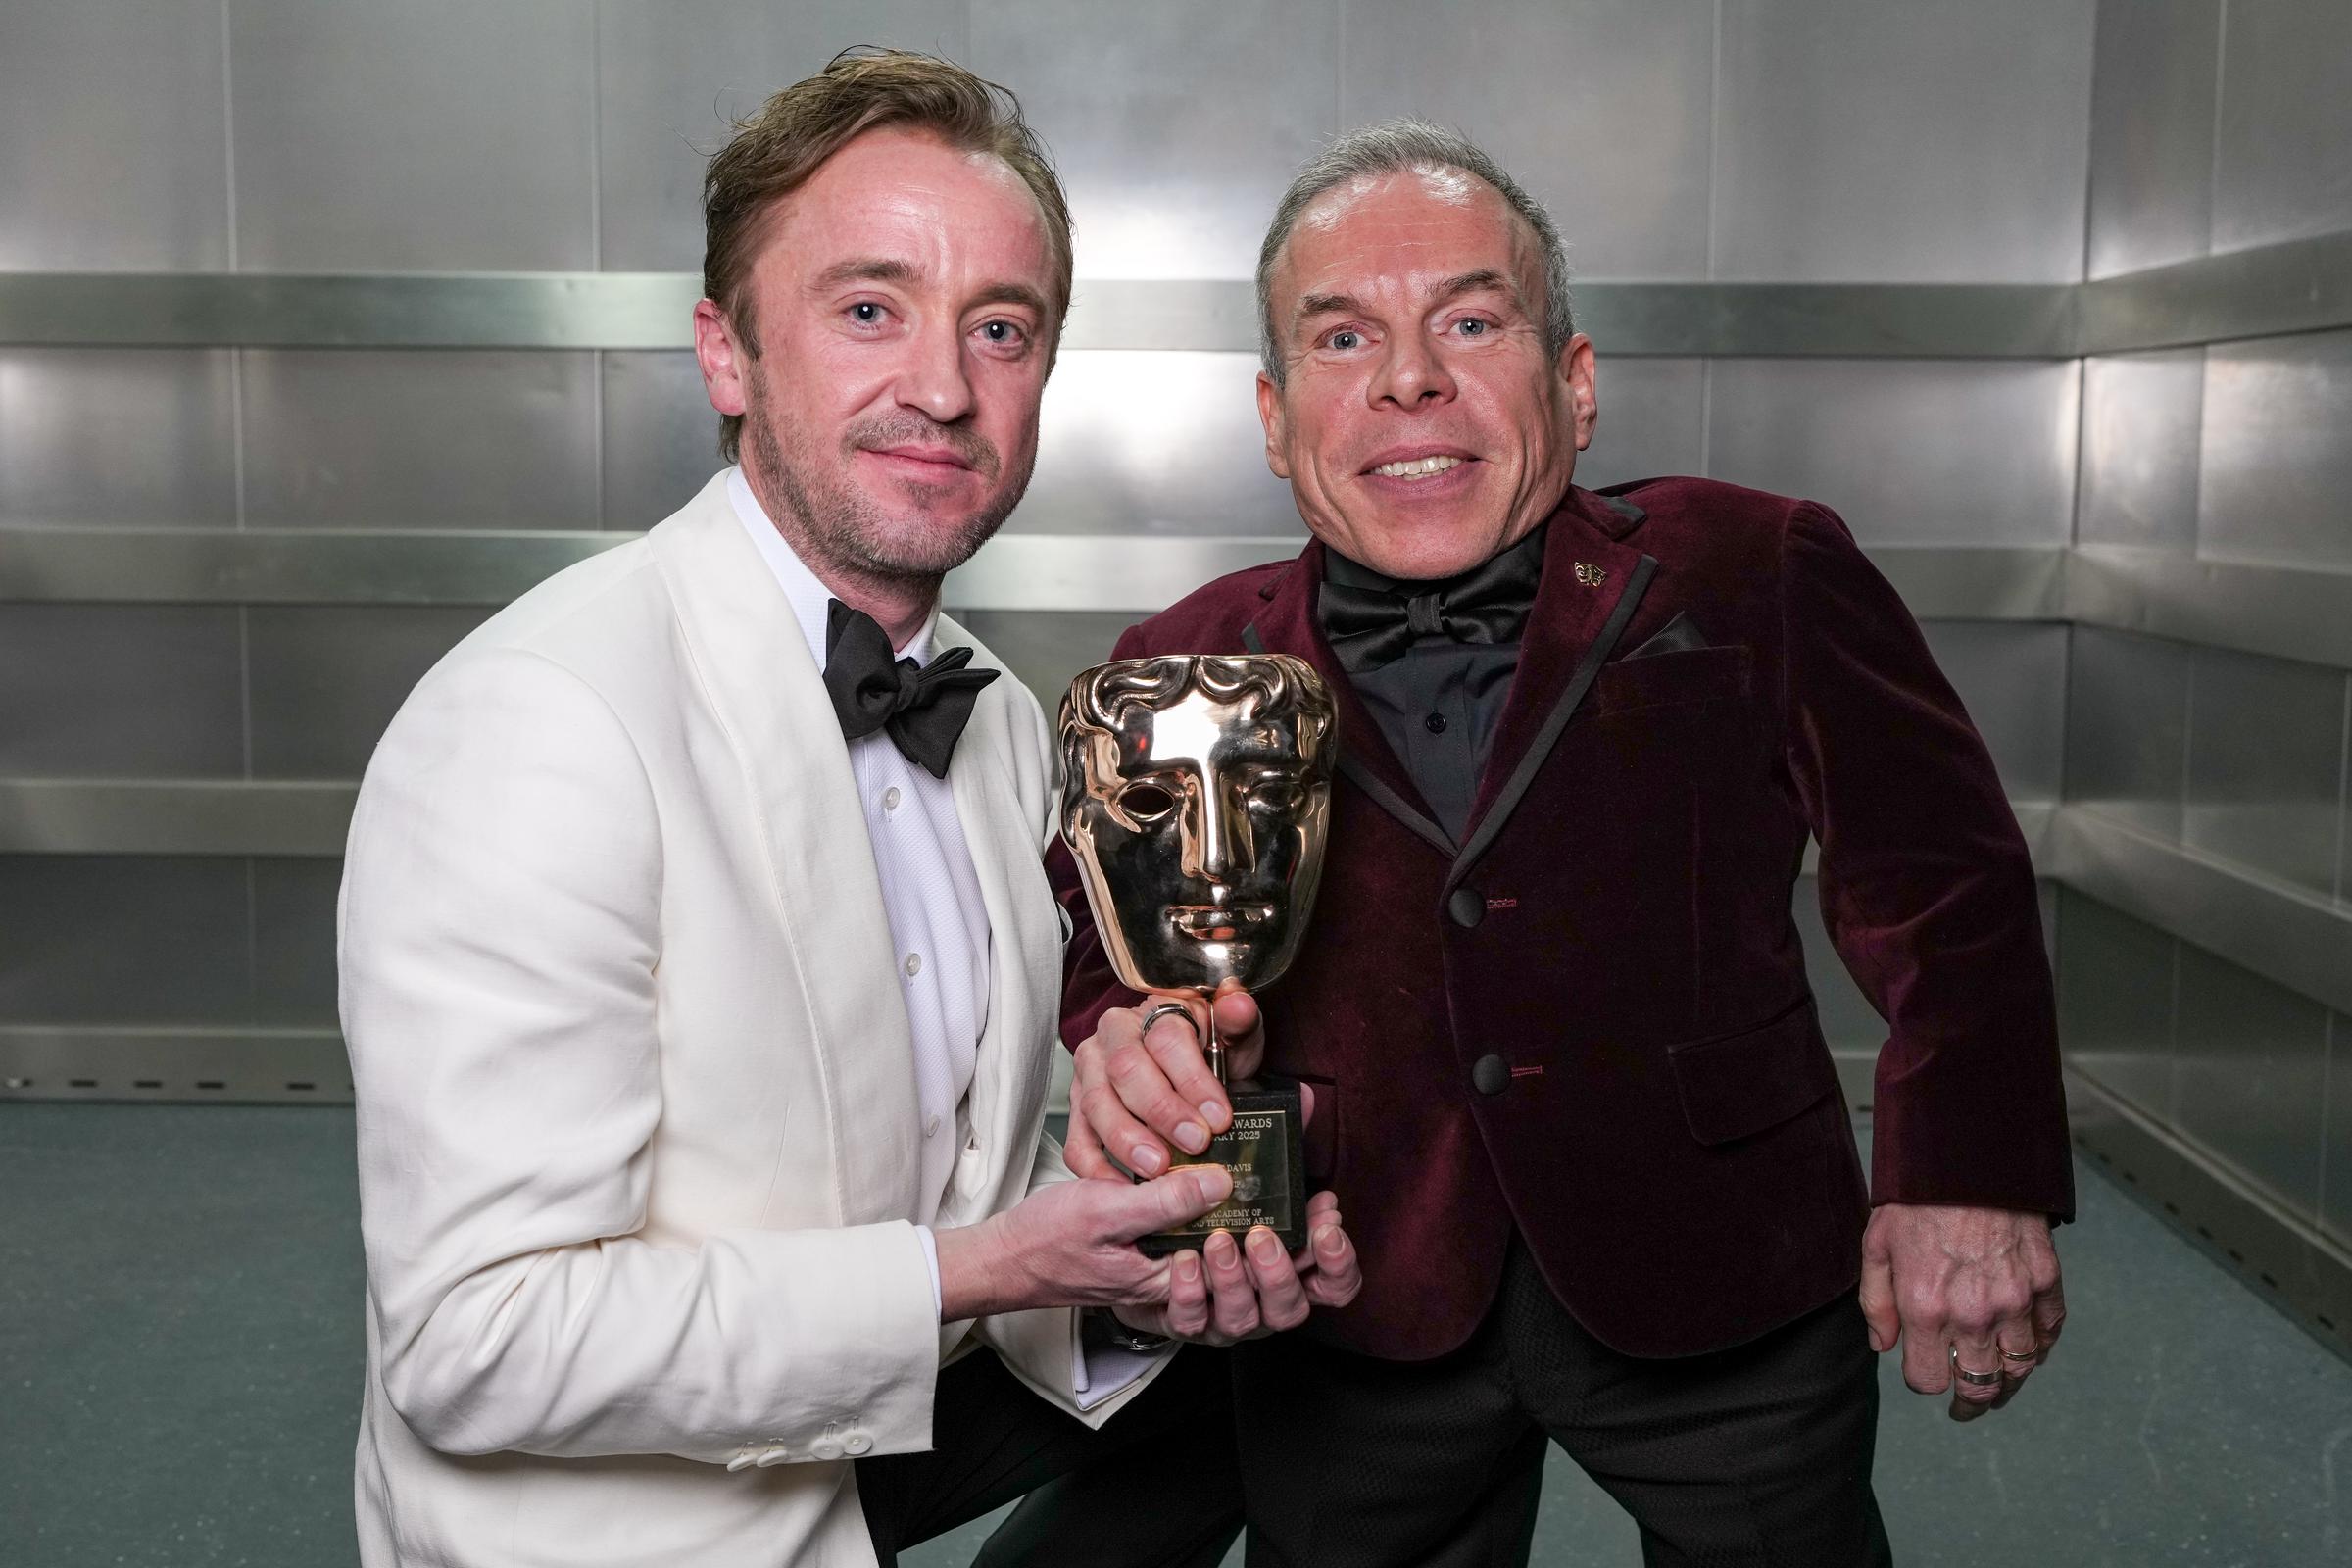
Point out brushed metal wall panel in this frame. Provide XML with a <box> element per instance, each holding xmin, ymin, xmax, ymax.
<box><xmin>1918</xmin><ymin>621</ymin><xmax>2069</xmax><ymax>803</ymax></box>
<box><xmin>247</xmin><ymin>608</ymin><xmax>492</xmax><ymax>779</ymax></box>
<box><xmin>0</xmin><ymin>606</ymin><xmax>243</xmax><ymax>778</ymax></box>
<box><xmin>2077</xmin><ymin>350</ymin><xmax>2203</xmax><ymax>550</ymax></box>
<box><xmin>2085</xmin><ymin>0</ymin><xmax>2219</xmax><ymax>277</ymax></box>
<box><xmin>0</xmin><ymin>2</ymin><xmax>229</xmax><ymax>270</ymax></box>
<box><xmin>251</xmin><ymin>858</ymin><xmax>341</xmax><ymax>1026</ymax></box>
<box><xmin>1705</xmin><ymin>360</ymin><xmax>2079</xmax><ymax>545</ymax></box>
<box><xmin>1791</xmin><ymin>874</ymin><xmax>1890</xmax><ymax>1055</ymax></box>
<box><xmin>2065</xmin><ymin>627</ymin><xmax>2191</xmax><ymax>839</ymax></box>
<box><xmin>1338</xmin><ymin>0</ymin><xmax>1714</xmax><ymax>281</ymax></box>
<box><xmin>2055</xmin><ymin>887</ymin><xmax>2178</xmax><ymax>1118</ymax></box>
<box><xmin>603</xmin><ymin>350</ymin><xmax>719</xmax><ymax>529</ymax></box>
<box><xmin>2173</xmin><ymin>940</ymin><xmax>2329</xmax><ymax>1219</ymax></box>
<box><xmin>227</xmin><ymin>0</ymin><xmax>596</xmax><ymax>270</ymax></box>
<box><xmin>1019</xmin><ymin>352</ymin><xmax>1303</xmax><ymax>536</ymax></box>
<box><xmin>1713</xmin><ymin>1</ymin><xmax>2094</xmax><ymax>282</ymax></box>
<box><xmin>2198</xmin><ymin>329</ymin><xmax>2352</xmax><ymax>570</ymax></box>
<box><xmin>2183</xmin><ymin>645</ymin><xmax>2347</xmax><ymax>900</ymax></box>
<box><xmin>594</xmin><ymin>0</ymin><xmax>970</xmax><ymax>271</ymax></box>
<box><xmin>1576</xmin><ymin>359</ymin><xmax>1706</xmax><ymax>491</ymax></box>
<box><xmin>969</xmin><ymin>0</ymin><xmax>1337</xmax><ymax>279</ymax></box>
<box><xmin>0</xmin><ymin>855</ymin><xmax>253</xmax><ymax>1025</ymax></box>
<box><xmin>0</xmin><ymin>350</ymin><xmax>237</xmax><ymax>528</ymax></box>
<box><xmin>241</xmin><ymin>351</ymin><xmax>599</xmax><ymax>530</ymax></box>
<box><xmin>2211</xmin><ymin>0</ymin><xmax>2352</xmax><ymax>253</ymax></box>
<box><xmin>954</xmin><ymin>611</ymin><xmax>1141</xmax><ymax>716</ymax></box>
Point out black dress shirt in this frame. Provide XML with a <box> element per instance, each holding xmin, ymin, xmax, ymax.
<box><xmin>1316</xmin><ymin>525</ymin><xmax>1546</xmax><ymax>842</ymax></box>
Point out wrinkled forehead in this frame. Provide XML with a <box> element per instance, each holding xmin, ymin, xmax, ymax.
<box><xmin>1105</xmin><ymin>690</ymin><xmax>1306</xmax><ymax>773</ymax></box>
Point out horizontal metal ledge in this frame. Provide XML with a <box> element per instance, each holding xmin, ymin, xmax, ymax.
<box><xmin>0</xmin><ymin>779</ymin><xmax>356</xmax><ymax>856</ymax></box>
<box><xmin>0</xmin><ymin>272</ymin><xmax>2078</xmax><ymax>358</ymax></box>
<box><xmin>0</xmin><ymin>529</ymin><xmax>2068</xmax><ymax>620</ymax></box>
<box><xmin>0</xmin><ymin>527</ymin><xmax>632</xmax><ymax>606</ymax></box>
<box><xmin>0</xmin><ymin>1026</ymin><xmax>349</xmax><ymax>1104</ymax></box>
<box><xmin>2047</xmin><ymin>808</ymin><xmax>2352</xmax><ymax>1018</ymax></box>
<box><xmin>2064</xmin><ymin>547</ymin><xmax>2352</xmax><ymax>670</ymax></box>
<box><xmin>5</xmin><ymin>231</ymin><xmax>2347</xmax><ymax>358</ymax></box>
<box><xmin>2077</xmin><ymin>230</ymin><xmax>2352</xmax><ymax>355</ymax></box>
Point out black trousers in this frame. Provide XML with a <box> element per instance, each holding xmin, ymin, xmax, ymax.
<box><xmin>995</xmin><ymin>1237</ymin><xmax>1889</xmax><ymax>1568</ymax></box>
<box><xmin>856</xmin><ymin>1336</ymin><xmax>1242</xmax><ymax>1568</ymax></box>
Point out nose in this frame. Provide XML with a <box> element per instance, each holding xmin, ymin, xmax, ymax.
<box><xmin>900</xmin><ymin>316</ymin><xmax>975</xmax><ymax>425</ymax></box>
<box><xmin>1369</xmin><ymin>327</ymin><xmax>1457</xmax><ymax>411</ymax></box>
<box><xmin>1180</xmin><ymin>774</ymin><xmax>1254</xmax><ymax>886</ymax></box>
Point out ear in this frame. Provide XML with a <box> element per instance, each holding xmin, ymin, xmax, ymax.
<box><xmin>693</xmin><ymin>297</ymin><xmax>749</xmax><ymax>420</ymax></box>
<box><xmin>1557</xmin><ymin>332</ymin><xmax>1598</xmax><ymax>453</ymax></box>
<box><xmin>1255</xmin><ymin>370</ymin><xmax>1292</xmax><ymax>480</ymax></box>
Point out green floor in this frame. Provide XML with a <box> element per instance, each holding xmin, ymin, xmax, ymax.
<box><xmin>3</xmin><ymin>1105</ymin><xmax>2346</xmax><ymax>1566</ymax></box>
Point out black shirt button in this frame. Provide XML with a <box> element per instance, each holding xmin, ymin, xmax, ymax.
<box><xmin>1424</xmin><ymin>711</ymin><xmax>1448</xmax><ymax>734</ymax></box>
<box><xmin>1447</xmin><ymin>887</ymin><xmax>1484</xmax><ymax>928</ymax></box>
<box><xmin>1472</xmin><ymin>1054</ymin><xmax>1509</xmax><ymax>1095</ymax></box>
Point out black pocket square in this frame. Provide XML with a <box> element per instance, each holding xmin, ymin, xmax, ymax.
<box><xmin>1623</xmin><ymin>612</ymin><xmax>1712</xmax><ymax>661</ymax></box>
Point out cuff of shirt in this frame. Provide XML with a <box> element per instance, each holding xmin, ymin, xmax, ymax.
<box><xmin>917</xmin><ymin>1225</ymin><xmax>943</xmax><ymax>1321</ymax></box>
<box><xmin>1071</xmin><ymin>1309</ymin><xmax>1172</xmax><ymax>1412</ymax></box>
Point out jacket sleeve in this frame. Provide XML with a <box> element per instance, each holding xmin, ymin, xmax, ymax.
<box><xmin>340</xmin><ymin>647</ymin><xmax>941</xmax><ymax>1466</ymax></box>
<box><xmin>1779</xmin><ymin>502</ymin><xmax>2074</xmax><ymax>1220</ymax></box>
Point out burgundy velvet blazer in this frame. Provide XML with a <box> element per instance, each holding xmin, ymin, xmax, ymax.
<box><xmin>1050</xmin><ymin>477</ymin><xmax>2074</xmax><ymax>1361</ymax></box>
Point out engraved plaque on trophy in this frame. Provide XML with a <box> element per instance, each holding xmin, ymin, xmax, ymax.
<box><xmin>1059</xmin><ymin>654</ymin><xmax>1338</xmax><ymax>1255</ymax></box>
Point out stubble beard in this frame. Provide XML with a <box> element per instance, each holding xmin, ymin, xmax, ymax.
<box><xmin>742</xmin><ymin>374</ymin><xmax>1032</xmax><ymax>599</ymax></box>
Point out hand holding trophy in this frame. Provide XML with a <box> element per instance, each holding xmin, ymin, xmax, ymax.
<box><xmin>1059</xmin><ymin>654</ymin><xmax>1338</xmax><ymax>1256</ymax></box>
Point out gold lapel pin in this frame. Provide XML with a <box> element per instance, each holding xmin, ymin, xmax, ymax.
<box><xmin>1573</xmin><ymin>562</ymin><xmax>1607</xmax><ymax>587</ymax></box>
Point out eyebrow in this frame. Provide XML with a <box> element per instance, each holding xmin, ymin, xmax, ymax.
<box><xmin>1292</xmin><ymin>269</ymin><xmax>1522</xmax><ymax>333</ymax></box>
<box><xmin>811</xmin><ymin>260</ymin><xmax>1049</xmax><ymax>320</ymax></box>
<box><xmin>813</xmin><ymin>258</ymin><xmax>920</xmax><ymax>291</ymax></box>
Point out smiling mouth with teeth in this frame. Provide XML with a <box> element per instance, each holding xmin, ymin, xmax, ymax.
<box><xmin>1371</xmin><ymin>455</ymin><xmax>1466</xmax><ymax>480</ymax></box>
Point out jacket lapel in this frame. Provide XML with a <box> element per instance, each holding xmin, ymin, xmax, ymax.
<box><xmin>1454</xmin><ymin>489</ymin><xmax>1657</xmax><ymax>885</ymax></box>
<box><xmin>936</xmin><ymin>617</ymin><xmax>1058</xmax><ymax>1224</ymax></box>
<box><xmin>1244</xmin><ymin>543</ymin><xmax>1457</xmax><ymax>858</ymax></box>
<box><xmin>648</xmin><ymin>476</ymin><xmax>924</xmax><ymax>1226</ymax></box>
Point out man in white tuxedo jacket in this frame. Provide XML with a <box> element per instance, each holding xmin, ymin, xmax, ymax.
<box><xmin>339</xmin><ymin>51</ymin><xmax>1357</xmax><ymax>1568</ymax></box>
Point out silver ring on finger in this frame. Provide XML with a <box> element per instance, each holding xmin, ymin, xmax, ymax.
<box><xmin>1136</xmin><ymin>1001</ymin><xmax>1198</xmax><ymax>1044</ymax></box>
<box><xmin>1949</xmin><ymin>1347</ymin><xmax>2003</xmax><ymax>1388</ymax></box>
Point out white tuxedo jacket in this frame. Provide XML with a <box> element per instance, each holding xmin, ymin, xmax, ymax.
<box><xmin>339</xmin><ymin>473</ymin><xmax>1147</xmax><ymax>1568</ymax></box>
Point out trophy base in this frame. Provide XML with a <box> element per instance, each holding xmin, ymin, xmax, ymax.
<box><xmin>1137</xmin><ymin>1077</ymin><xmax>1307</xmax><ymax>1257</ymax></box>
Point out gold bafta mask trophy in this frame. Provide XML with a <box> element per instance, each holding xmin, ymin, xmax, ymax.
<box><xmin>1059</xmin><ymin>654</ymin><xmax>1338</xmax><ymax>1255</ymax></box>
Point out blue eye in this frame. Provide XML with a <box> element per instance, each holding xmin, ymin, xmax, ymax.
<box><xmin>981</xmin><ymin>319</ymin><xmax>1019</xmax><ymax>343</ymax></box>
<box><xmin>850</xmin><ymin>302</ymin><xmax>884</xmax><ymax>324</ymax></box>
<box><xmin>1329</xmin><ymin>330</ymin><xmax>1360</xmax><ymax>351</ymax></box>
<box><xmin>1457</xmin><ymin>318</ymin><xmax>1489</xmax><ymax>337</ymax></box>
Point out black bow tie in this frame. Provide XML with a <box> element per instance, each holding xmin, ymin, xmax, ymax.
<box><xmin>822</xmin><ymin>600</ymin><xmax>999</xmax><ymax>779</ymax></box>
<box><xmin>1317</xmin><ymin>528</ymin><xmax>1547</xmax><ymax>674</ymax></box>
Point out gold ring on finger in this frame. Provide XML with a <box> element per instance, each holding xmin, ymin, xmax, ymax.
<box><xmin>1998</xmin><ymin>1347</ymin><xmax>2039</xmax><ymax>1363</ymax></box>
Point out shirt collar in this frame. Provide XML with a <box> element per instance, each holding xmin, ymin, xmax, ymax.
<box><xmin>727</xmin><ymin>466</ymin><xmax>939</xmax><ymax>669</ymax></box>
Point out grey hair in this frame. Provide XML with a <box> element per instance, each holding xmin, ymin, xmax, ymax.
<box><xmin>1254</xmin><ymin>119</ymin><xmax>1574</xmax><ymax>385</ymax></box>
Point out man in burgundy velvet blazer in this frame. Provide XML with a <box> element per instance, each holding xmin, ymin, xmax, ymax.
<box><xmin>1016</xmin><ymin>122</ymin><xmax>2075</xmax><ymax>1568</ymax></box>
